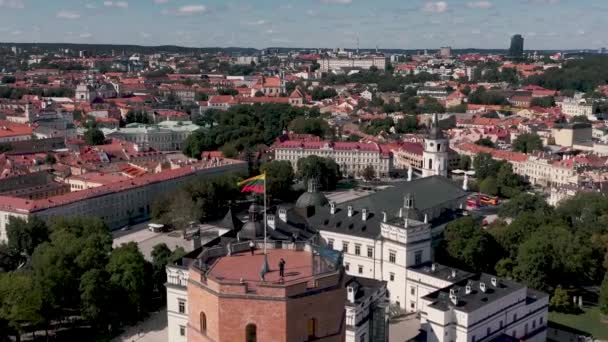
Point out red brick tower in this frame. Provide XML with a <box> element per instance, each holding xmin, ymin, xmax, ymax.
<box><xmin>187</xmin><ymin>242</ymin><xmax>346</xmax><ymax>342</ymax></box>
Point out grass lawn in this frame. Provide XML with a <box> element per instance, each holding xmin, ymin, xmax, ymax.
<box><xmin>549</xmin><ymin>306</ymin><xmax>608</xmax><ymax>339</ymax></box>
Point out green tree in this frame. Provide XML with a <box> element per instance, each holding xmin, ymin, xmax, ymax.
<box><xmin>260</xmin><ymin>160</ymin><xmax>294</xmax><ymax>200</ymax></box>
<box><xmin>514</xmin><ymin>225</ymin><xmax>594</xmax><ymax>291</ymax></box>
<box><xmin>496</xmin><ymin>163</ymin><xmax>525</xmax><ymax>198</ymax></box>
<box><xmin>550</xmin><ymin>286</ymin><xmax>574</xmax><ymax>313</ymax></box>
<box><xmin>0</xmin><ymin>272</ymin><xmax>43</xmax><ymax>342</ymax></box>
<box><xmin>297</xmin><ymin>156</ymin><xmax>341</xmax><ymax>191</ymax></box>
<box><xmin>473</xmin><ymin>153</ymin><xmax>501</xmax><ymax>179</ymax></box>
<box><xmin>530</xmin><ymin>96</ymin><xmax>556</xmax><ymax>108</ymax></box>
<box><xmin>44</xmin><ymin>153</ymin><xmax>56</xmax><ymax>165</ymax></box>
<box><xmin>84</xmin><ymin>127</ymin><xmax>105</xmax><ymax>146</ymax></box>
<box><xmin>475</xmin><ymin>137</ymin><xmax>495</xmax><ymax>148</ymax></box>
<box><xmin>0</xmin><ymin>243</ymin><xmax>19</xmax><ymax>272</ymax></box>
<box><xmin>499</xmin><ymin>192</ymin><xmax>551</xmax><ymax>218</ymax></box>
<box><xmin>1</xmin><ymin>76</ymin><xmax>16</xmax><ymax>84</ymax></box>
<box><xmin>106</xmin><ymin>242</ymin><xmax>151</xmax><ymax>321</ymax></box>
<box><xmin>513</xmin><ymin>133</ymin><xmax>543</xmax><ymax>153</ymax></box>
<box><xmin>395</xmin><ymin>115</ymin><xmax>418</xmax><ymax>133</ymax></box>
<box><xmin>289</xmin><ymin>117</ymin><xmax>331</xmax><ymax>138</ymax></box>
<box><xmin>479</xmin><ymin>176</ymin><xmax>498</xmax><ymax>196</ymax></box>
<box><xmin>6</xmin><ymin>216</ymin><xmax>49</xmax><ymax>257</ymax></box>
<box><xmin>438</xmin><ymin>217</ymin><xmax>503</xmax><ymax>273</ymax></box>
<box><xmin>79</xmin><ymin>269</ymin><xmax>112</xmax><ymax>328</ymax></box>
<box><xmin>362</xmin><ymin>165</ymin><xmax>376</xmax><ymax>181</ymax></box>
<box><xmin>254</xmin><ymin>90</ymin><xmax>264</xmax><ymax>97</ymax></box>
<box><xmin>220</xmin><ymin>144</ymin><xmax>238</xmax><ymax>158</ymax></box>
<box><xmin>151</xmin><ymin>243</ymin><xmax>172</xmax><ymax>295</ymax></box>
<box><xmin>458</xmin><ymin>155</ymin><xmax>472</xmax><ymax>170</ymax></box>
<box><xmin>600</xmin><ymin>272</ymin><xmax>608</xmax><ymax>315</ymax></box>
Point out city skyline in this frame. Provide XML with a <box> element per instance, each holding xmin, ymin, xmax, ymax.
<box><xmin>0</xmin><ymin>0</ymin><xmax>607</xmax><ymax>50</ymax></box>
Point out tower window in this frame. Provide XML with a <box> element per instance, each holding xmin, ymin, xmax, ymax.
<box><xmin>308</xmin><ymin>318</ymin><xmax>317</xmax><ymax>339</ymax></box>
<box><xmin>200</xmin><ymin>312</ymin><xmax>207</xmax><ymax>333</ymax></box>
<box><xmin>246</xmin><ymin>324</ymin><xmax>257</xmax><ymax>342</ymax></box>
<box><xmin>437</xmin><ymin>144</ymin><xmax>441</xmax><ymax>152</ymax></box>
<box><xmin>428</xmin><ymin>159</ymin><xmax>433</xmax><ymax>170</ymax></box>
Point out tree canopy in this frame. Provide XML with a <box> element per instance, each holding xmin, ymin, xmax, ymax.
<box><xmin>84</xmin><ymin>127</ymin><xmax>105</xmax><ymax>146</ymax></box>
<box><xmin>184</xmin><ymin>103</ymin><xmax>316</xmax><ymax>158</ymax></box>
<box><xmin>512</xmin><ymin>133</ymin><xmax>543</xmax><ymax>153</ymax></box>
<box><xmin>296</xmin><ymin>156</ymin><xmax>341</xmax><ymax>191</ymax></box>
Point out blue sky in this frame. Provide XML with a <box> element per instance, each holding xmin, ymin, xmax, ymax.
<box><xmin>0</xmin><ymin>0</ymin><xmax>606</xmax><ymax>50</ymax></box>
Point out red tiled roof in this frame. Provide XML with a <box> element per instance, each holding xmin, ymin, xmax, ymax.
<box><xmin>0</xmin><ymin>120</ymin><xmax>33</xmax><ymax>138</ymax></box>
<box><xmin>0</xmin><ymin>159</ymin><xmax>243</xmax><ymax>213</ymax></box>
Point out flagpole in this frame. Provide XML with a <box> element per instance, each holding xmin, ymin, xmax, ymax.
<box><xmin>263</xmin><ymin>173</ymin><xmax>267</xmax><ymax>255</ymax></box>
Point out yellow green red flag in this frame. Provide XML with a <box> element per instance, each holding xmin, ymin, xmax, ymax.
<box><xmin>238</xmin><ymin>173</ymin><xmax>265</xmax><ymax>193</ymax></box>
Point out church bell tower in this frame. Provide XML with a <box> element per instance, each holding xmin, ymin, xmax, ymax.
<box><xmin>422</xmin><ymin>113</ymin><xmax>449</xmax><ymax>178</ymax></box>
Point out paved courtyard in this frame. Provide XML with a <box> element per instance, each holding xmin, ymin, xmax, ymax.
<box><xmin>389</xmin><ymin>314</ymin><xmax>422</xmax><ymax>342</ymax></box>
<box><xmin>112</xmin><ymin>309</ymin><xmax>168</xmax><ymax>342</ymax></box>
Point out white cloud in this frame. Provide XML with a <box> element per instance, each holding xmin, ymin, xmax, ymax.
<box><xmin>104</xmin><ymin>1</ymin><xmax>128</xmax><ymax>8</ymax></box>
<box><xmin>529</xmin><ymin>0</ymin><xmax>559</xmax><ymax>4</ymax></box>
<box><xmin>422</xmin><ymin>1</ymin><xmax>448</xmax><ymax>13</ymax></box>
<box><xmin>140</xmin><ymin>32</ymin><xmax>151</xmax><ymax>38</ymax></box>
<box><xmin>319</xmin><ymin>0</ymin><xmax>352</xmax><ymax>4</ymax></box>
<box><xmin>79</xmin><ymin>33</ymin><xmax>93</xmax><ymax>38</ymax></box>
<box><xmin>176</xmin><ymin>4</ymin><xmax>206</xmax><ymax>15</ymax></box>
<box><xmin>246</xmin><ymin>19</ymin><xmax>267</xmax><ymax>26</ymax></box>
<box><xmin>467</xmin><ymin>1</ymin><xmax>493</xmax><ymax>9</ymax></box>
<box><xmin>154</xmin><ymin>0</ymin><xmax>169</xmax><ymax>3</ymax></box>
<box><xmin>56</xmin><ymin>10</ymin><xmax>81</xmax><ymax>19</ymax></box>
<box><xmin>11</xmin><ymin>30</ymin><xmax>22</xmax><ymax>35</ymax></box>
<box><xmin>0</xmin><ymin>0</ymin><xmax>24</xmax><ymax>9</ymax></box>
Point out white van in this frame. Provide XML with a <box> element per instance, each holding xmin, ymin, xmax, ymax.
<box><xmin>148</xmin><ymin>223</ymin><xmax>164</xmax><ymax>233</ymax></box>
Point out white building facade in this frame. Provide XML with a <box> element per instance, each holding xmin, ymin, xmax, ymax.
<box><xmin>320</xmin><ymin>56</ymin><xmax>387</xmax><ymax>72</ymax></box>
<box><xmin>420</xmin><ymin>275</ymin><xmax>548</xmax><ymax>342</ymax></box>
<box><xmin>274</xmin><ymin>140</ymin><xmax>393</xmax><ymax>178</ymax></box>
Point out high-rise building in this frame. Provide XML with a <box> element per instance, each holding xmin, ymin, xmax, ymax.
<box><xmin>439</xmin><ymin>46</ymin><xmax>452</xmax><ymax>58</ymax></box>
<box><xmin>509</xmin><ymin>34</ymin><xmax>525</xmax><ymax>58</ymax></box>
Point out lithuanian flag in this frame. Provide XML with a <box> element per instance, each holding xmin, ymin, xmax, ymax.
<box><xmin>238</xmin><ymin>173</ymin><xmax>265</xmax><ymax>193</ymax></box>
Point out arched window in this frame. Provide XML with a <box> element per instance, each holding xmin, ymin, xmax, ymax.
<box><xmin>246</xmin><ymin>324</ymin><xmax>257</xmax><ymax>342</ymax></box>
<box><xmin>200</xmin><ymin>312</ymin><xmax>207</xmax><ymax>333</ymax></box>
<box><xmin>307</xmin><ymin>318</ymin><xmax>316</xmax><ymax>339</ymax></box>
<box><xmin>428</xmin><ymin>159</ymin><xmax>433</xmax><ymax>170</ymax></box>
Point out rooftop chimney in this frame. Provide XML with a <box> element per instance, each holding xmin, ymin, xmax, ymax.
<box><xmin>424</xmin><ymin>213</ymin><xmax>428</xmax><ymax>224</ymax></box>
<box><xmin>382</xmin><ymin>211</ymin><xmax>387</xmax><ymax>223</ymax></box>
<box><xmin>330</xmin><ymin>202</ymin><xmax>336</xmax><ymax>215</ymax></box>
<box><xmin>347</xmin><ymin>205</ymin><xmax>353</xmax><ymax>217</ymax></box>
<box><xmin>465</xmin><ymin>285</ymin><xmax>472</xmax><ymax>295</ymax></box>
<box><xmin>431</xmin><ymin>263</ymin><xmax>437</xmax><ymax>272</ymax></box>
<box><xmin>450</xmin><ymin>294</ymin><xmax>458</xmax><ymax>306</ymax></box>
<box><xmin>404</xmin><ymin>218</ymin><xmax>409</xmax><ymax>228</ymax></box>
<box><xmin>362</xmin><ymin>208</ymin><xmax>368</xmax><ymax>221</ymax></box>
<box><xmin>278</xmin><ymin>208</ymin><xmax>287</xmax><ymax>222</ymax></box>
<box><xmin>491</xmin><ymin>277</ymin><xmax>498</xmax><ymax>287</ymax></box>
<box><xmin>451</xmin><ymin>269</ymin><xmax>457</xmax><ymax>278</ymax></box>
<box><xmin>480</xmin><ymin>282</ymin><xmax>487</xmax><ymax>293</ymax></box>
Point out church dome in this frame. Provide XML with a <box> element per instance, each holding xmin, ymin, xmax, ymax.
<box><xmin>296</xmin><ymin>191</ymin><xmax>329</xmax><ymax>208</ymax></box>
<box><xmin>295</xmin><ymin>178</ymin><xmax>329</xmax><ymax>208</ymax></box>
<box><xmin>240</xmin><ymin>203</ymin><xmax>265</xmax><ymax>240</ymax></box>
<box><xmin>240</xmin><ymin>220</ymin><xmax>265</xmax><ymax>240</ymax></box>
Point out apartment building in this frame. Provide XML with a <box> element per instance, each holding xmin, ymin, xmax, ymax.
<box><xmin>0</xmin><ymin>159</ymin><xmax>246</xmax><ymax>242</ymax></box>
<box><xmin>320</xmin><ymin>56</ymin><xmax>386</xmax><ymax>72</ymax></box>
<box><xmin>106</xmin><ymin>120</ymin><xmax>201</xmax><ymax>151</ymax></box>
<box><xmin>421</xmin><ymin>274</ymin><xmax>548</xmax><ymax>342</ymax></box>
<box><xmin>274</xmin><ymin>140</ymin><xmax>393</xmax><ymax>178</ymax></box>
<box><xmin>558</xmin><ymin>98</ymin><xmax>596</xmax><ymax>119</ymax></box>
